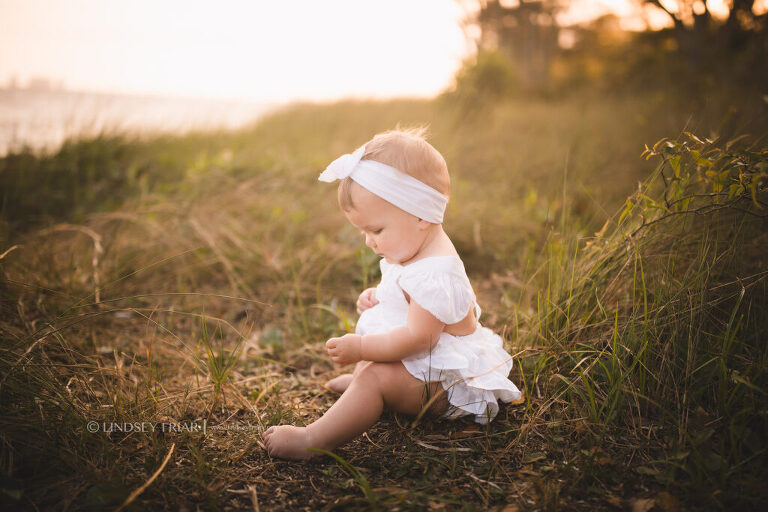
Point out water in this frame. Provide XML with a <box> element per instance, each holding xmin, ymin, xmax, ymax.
<box><xmin>0</xmin><ymin>88</ymin><xmax>278</xmax><ymax>156</ymax></box>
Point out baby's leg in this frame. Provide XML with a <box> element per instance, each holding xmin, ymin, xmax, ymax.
<box><xmin>263</xmin><ymin>362</ymin><xmax>448</xmax><ymax>460</ymax></box>
<box><xmin>323</xmin><ymin>360</ymin><xmax>368</xmax><ymax>393</ymax></box>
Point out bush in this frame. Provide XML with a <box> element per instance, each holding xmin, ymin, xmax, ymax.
<box><xmin>524</xmin><ymin>133</ymin><xmax>768</xmax><ymax>507</ymax></box>
<box><xmin>445</xmin><ymin>50</ymin><xmax>518</xmax><ymax>107</ymax></box>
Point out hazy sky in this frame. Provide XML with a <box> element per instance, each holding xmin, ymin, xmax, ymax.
<box><xmin>0</xmin><ymin>0</ymin><xmax>471</xmax><ymax>101</ymax></box>
<box><xmin>0</xmin><ymin>0</ymin><xmax>754</xmax><ymax>102</ymax></box>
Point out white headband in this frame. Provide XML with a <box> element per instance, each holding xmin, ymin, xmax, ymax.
<box><xmin>318</xmin><ymin>145</ymin><xmax>447</xmax><ymax>224</ymax></box>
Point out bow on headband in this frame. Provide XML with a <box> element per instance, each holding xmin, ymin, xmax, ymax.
<box><xmin>318</xmin><ymin>145</ymin><xmax>366</xmax><ymax>182</ymax></box>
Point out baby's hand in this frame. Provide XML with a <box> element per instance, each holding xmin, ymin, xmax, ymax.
<box><xmin>326</xmin><ymin>333</ymin><xmax>362</xmax><ymax>366</ymax></box>
<box><xmin>356</xmin><ymin>287</ymin><xmax>379</xmax><ymax>314</ymax></box>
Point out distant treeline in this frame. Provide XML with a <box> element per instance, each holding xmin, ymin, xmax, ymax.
<box><xmin>451</xmin><ymin>0</ymin><xmax>768</xmax><ymax>98</ymax></box>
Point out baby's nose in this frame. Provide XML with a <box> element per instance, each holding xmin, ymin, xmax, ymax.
<box><xmin>365</xmin><ymin>234</ymin><xmax>376</xmax><ymax>248</ymax></box>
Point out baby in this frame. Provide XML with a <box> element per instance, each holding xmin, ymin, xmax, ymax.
<box><xmin>262</xmin><ymin>129</ymin><xmax>521</xmax><ymax>459</ymax></box>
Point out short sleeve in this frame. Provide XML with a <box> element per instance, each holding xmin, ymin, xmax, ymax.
<box><xmin>397</xmin><ymin>265</ymin><xmax>476</xmax><ymax>324</ymax></box>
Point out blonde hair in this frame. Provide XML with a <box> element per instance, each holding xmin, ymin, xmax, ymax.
<box><xmin>337</xmin><ymin>127</ymin><xmax>450</xmax><ymax>211</ymax></box>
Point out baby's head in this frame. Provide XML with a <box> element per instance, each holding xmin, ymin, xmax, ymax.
<box><xmin>319</xmin><ymin>128</ymin><xmax>450</xmax><ymax>264</ymax></box>
<box><xmin>337</xmin><ymin>128</ymin><xmax>450</xmax><ymax>212</ymax></box>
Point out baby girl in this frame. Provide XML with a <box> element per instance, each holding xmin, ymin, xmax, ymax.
<box><xmin>262</xmin><ymin>129</ymin><xmax>521</xmax><ymax>459</ymax></box>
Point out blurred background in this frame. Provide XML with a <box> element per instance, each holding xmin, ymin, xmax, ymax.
<box><xmin>2</xmin><ymin>0</ymin><xmax>766</xmax><ymax>155</ymax></box>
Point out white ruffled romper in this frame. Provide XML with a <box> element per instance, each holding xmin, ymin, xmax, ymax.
<box><xmin>355</xmin><ymin>255</ymin><xmax>522</xmax><ymax>424</ymax></box>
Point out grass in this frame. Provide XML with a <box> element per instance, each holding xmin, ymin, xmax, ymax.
<box><xmin>0</xmin><ymin>90</ymin><xmax>767</xmax><ymax>510</ymax></box>
<box><xmin>521</xmin><ymin>133</ymin><xmax>768</xmax><ymax>506</ymax></box>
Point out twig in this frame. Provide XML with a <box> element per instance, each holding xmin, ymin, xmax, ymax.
<box><xmin>115</xmin><ymin>442</ymin><xmax>175</xmax><ymax>512</ymax></box>
<box><xmin>630</xmin><ymin>201</ymin><xmax>768</xmax><ymax>237</ymax></box>
<box><xmin>37</xmin><ymin>224</ymin><xmax>103</xmax><ymax>303</ymax></box>
<box><xmin>0</xmin><ymin>244</ymin><xmax>22</xmax><ymax>260</ymax></box>
<box><xmin>247</xmin><ymin>484</ymin><xmax>260</xmax><ymax>512</ymax></box>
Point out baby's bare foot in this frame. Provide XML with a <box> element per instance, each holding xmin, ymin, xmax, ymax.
<box><xmin>262</xmin><ymin>425</ymin><xmax>317</xmax><ymax>460</ymax></box>
<box><xmin>324</xmin><ymin>373</ymin><xmax>353</xmax><ymax>394</ymax></box>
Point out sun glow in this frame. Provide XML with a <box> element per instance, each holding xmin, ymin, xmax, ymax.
<box><xmin>2</xmin><ymin>0</ymin><xmax>766</xmax><ymax>102</ymax></box>
<box><xmin>0</xmin><ymin>0</ymin><xmax>468</xmax><ymax>102</ymax></box>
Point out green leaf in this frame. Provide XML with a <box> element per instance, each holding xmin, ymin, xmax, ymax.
<box><xmin>731</xmin><ymin>373</ymin><xmax>766</xmax><ymax>394</ymax></box>
<box><xmin>618</xmin><ymin>199</ymin><xmax>634</xmax><ymax>226</ymax></box>
<box><xmin>308</xmin><ymin>448</ymin><xmax>377</xmax><ymax>506</ymax></box>
<box><xmin>670</xmin><ymin>156</ymin><xmax>681</xmax><ymax>178</ymax></box>
<box><xmin>684</xmin><ymin>131</ymin><xmax>704</xmax><ymax>144</ymax></box>
<box><xmin>0</xmin><ymin>475</ymin><xmax>23</xmax><ymax>501</ymax></box>
<box><xmin>634</xmin><ymin>466</ymin><xmax>658</xmax><ymax>476</ymax></box>
<box><xmin>522</xmin><ymin>452</ymin><xmax>547</xmax><ymax>464</ymax></box>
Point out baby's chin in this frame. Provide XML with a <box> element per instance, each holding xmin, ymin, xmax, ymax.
<box><xmin>386</xmin><ymin>256</ymin><xmax>417</xmax><ymax>266</ymax></box>
<box><xmin>381</xmin><ymin>250</ymin><xmax>419</xmax><ymax>265</ymax></box>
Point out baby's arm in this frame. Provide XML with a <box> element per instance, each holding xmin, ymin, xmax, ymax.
<box><xmin>362</xmin><ymin>300</ymin><xmax>445</xmax><ymax>360</ymax></box>
<box><xmin>326</xmin><ymin>300</ymin><xmax>444</xmax><ymax>365</ymax></box>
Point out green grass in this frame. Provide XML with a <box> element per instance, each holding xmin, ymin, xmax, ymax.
<box><xmin>521</xmin><ymin>133</ymin><xmax>768</xmax><ymax>506</ymax></box>
<box><xmin>1</xmin><ymin>91</ymin><xmax>767</xmax><ymax>510</ymax></box>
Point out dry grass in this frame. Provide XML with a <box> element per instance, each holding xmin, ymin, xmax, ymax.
<box><xmin>1</xmin><ymin>93</ymin><xmax>767</xmax><ymax>510</ymax></box>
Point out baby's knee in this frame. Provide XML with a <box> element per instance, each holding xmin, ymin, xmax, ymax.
<box><xmin>352</xmin><ymin>361</ymin><xmax>396</xmax><ymax>389</ymax></box>
<box><xmin>352</xmin><ymin>360</ymin><xmax>370</xmax><ymax>376</ymax></box>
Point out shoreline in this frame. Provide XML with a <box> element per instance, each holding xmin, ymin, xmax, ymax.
<box><xmin>0</xmin><ymin>88</ymin><xmax>279</xmax><ymax>157</ymax></box>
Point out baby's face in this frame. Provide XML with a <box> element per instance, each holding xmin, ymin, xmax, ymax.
<box><xmin>342</xmin><ymin>183</ymin><xmax>430</xmax><ymax>265</ymax></box>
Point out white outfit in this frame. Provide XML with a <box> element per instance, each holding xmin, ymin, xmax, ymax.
<box><xmin>355</xmin><ymin>255</ymin><xmax>522</xmax><ymax>424</ymax></box>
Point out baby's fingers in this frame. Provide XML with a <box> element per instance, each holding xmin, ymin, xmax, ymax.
<box><xmin>358</xmin><ymin>296</ymin><xmax>378</xmax><ymax>311</ymax></box>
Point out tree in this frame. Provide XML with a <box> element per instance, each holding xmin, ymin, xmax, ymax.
<box><xmin>643</xmin><ymin>0</ymin><xmax>766</xmax><ymax>51</ymax></box>
<box><xmin>458</xmin><ymin>0</ymin><xmax>566</xmax><ymax>91</ymax></box>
